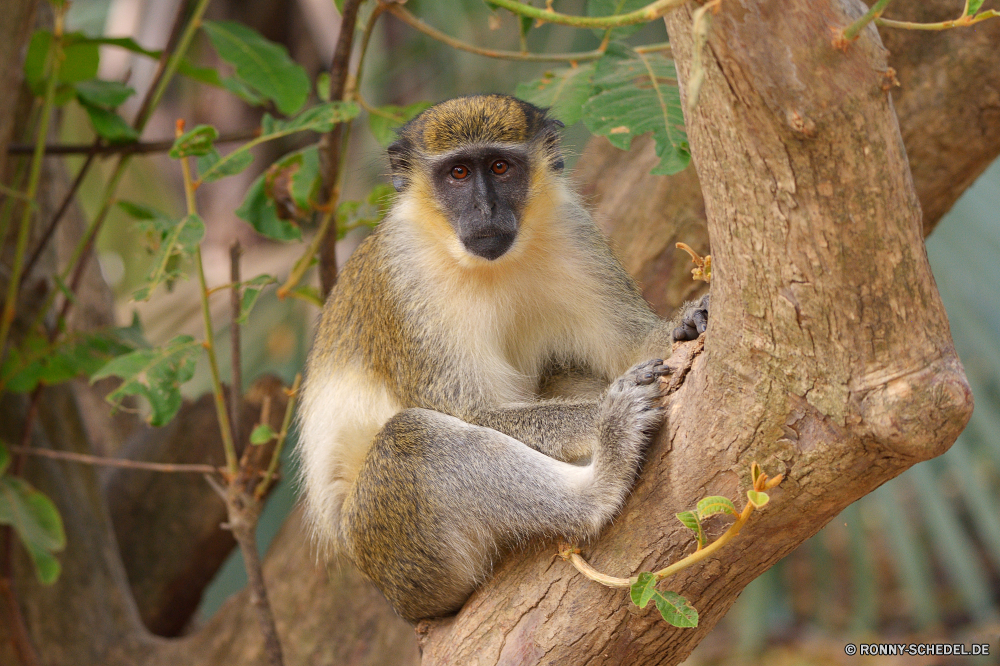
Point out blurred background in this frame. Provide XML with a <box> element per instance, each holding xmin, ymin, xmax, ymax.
<box><xmin>54</xmin><ymin>0</ymin><xmax>1000</xmax><ymax>663</ymax></box>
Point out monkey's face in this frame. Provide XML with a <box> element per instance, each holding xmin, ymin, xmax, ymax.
<box><xmin>429</xmin><ymin>146</ymin><xmax>531</xmax><ymax>261</ymax></box>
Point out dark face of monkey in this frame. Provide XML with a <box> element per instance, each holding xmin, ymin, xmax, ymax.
<box><xmin>430</xmin><ymin>146</ymin><xmax>530</xmax><ymax>261</ymax></box>
<box><xmin>387</xmin><ymin>95</ymin><xmax>564</xmax><ymax>262</ymax></box>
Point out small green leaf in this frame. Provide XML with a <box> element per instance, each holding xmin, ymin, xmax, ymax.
<box><xmin>197</xmin><ymin>148</ymin><xmax>254</xmax><ymax>183</ymax></box>
<box><xmin>516</xmin><ymin>64</ymin><xmax>595</xmax><ymax>127</ymax></box>
<box><xmin>80</xmin><ymin>103</ymin><xmax>139</xmax><ymax>143</ymax></box>
<box><xmin>368</xmin><ymin>101</ymin><xmax>431</xmax><ymax>147</ymax></box>
<box><xmin>630</xmin><ymin>571</ymin><xmax>658</xmax><ymax>608</ymax></box>
<box><xmin>696</xmin><ymin>496</ymin><xmax>738</xmax><ymax>519</ymax></box>
<box><xmin>170</xmin><ymin>125</ymin><xmax>219</xmax><ymax>159</ymax></box>
<box><xmin>751</xmin><ymin>461</ymin><xmax>762</xmax><ymax>485</ymax></box>
<box><xmin>202</xmin><ymin>20</ymin><xmax>310</xmax><ymax>115</ymax></box>
<box><xmin>288</xmin><ymin>145</ymin><xmax>322</xmax><ymax>210</ymax></box>
<box><xmin>0</xmin><ymin>476</ymin><xmax>66</xmax><ymax>585</ymax></box>
<box><xmin>77</xmin><ymin>35</ymin><xmax>159</xmax><ymax>59</ymax></box>
<box><xmin>676</xmin><ymin>510</ymin><xmax>706</xmax><ymax>548</ymax></box>
<box><xmin>289</xmin><ymin>284</ymin><xmax>323</xmax><ymax>307</ymax></box>
<box><xmin>966</xmin><ymin>0</ymin><xmax>985</xmax><ymax>16</ymax></box>
<box><xmin>316</xmin><ymin>72</ymin><xmax>332</xmax><ymax>102</ymax></box>
<box><xmin>237</xmin><ymin>172</ymin><xmax>303</xmax><ymax>242</ymax></box>
<box><xmin>652</xmin><ymin>590</ymin><xmax>699</xmax><ymax>628</ymax></box>
<box><xmin>91</xmin><ymin>335</ymin><xmax>200</xmax><ymax>426</ymax></box>
<box><xmin>75</xmin><ymin>79</ymin><xmax>135</xmax><ymax>108</ymax></box>
<box><xmin>130</xmin><ymin>213</ymin><xmax>206</xmax><ymax>301</ymax></box>
<box><xmin>236</xmin><ymin>274</ymin><xmax>277</xmax><ymax>324</ymax></box>
<box><xmin>250</xmin><ymin>423</ymin><xmax>277</xmax><ymax>445</ymax></box>
<box><xmin>747</xmin><ymin>490</ymin><xmax>769</xmax><ymax>509</ymax></box>
<box><xmin>336</xmin><ymin>183</ymin><xmax>394</xmax><ymax>239</ymax></box>
<box><xmin>582</xmin><ymin>43</ymin><xmax>689</xmax><ymax>175</ymax></box>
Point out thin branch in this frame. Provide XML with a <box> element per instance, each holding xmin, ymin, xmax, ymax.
<box><xmin>385</xmin><ymin>4</ymin><xmax>607</xmax><ymax>62</ymax></box>
<box><xmin>842</xmin><ymin>0</ymin><xmax>894</xmax><ymax>41</ymax></box>
<box><xmin>876</xmin><ymin>10</ymin><xmax>999</xmax><ymax>30</ymax></box>
<box><xmin>229</xmin><ymin>241</ymin><xmax>243</xmax><ymax>450</ymax></box>
<box><xmin>5</xmin><ymin>446</ymin><xmax>221</xmax><ymax>474</ymax></box>
<box><xmin>0</xmin><ymin>578</ymin><xmax>41</xmax><ymax>666</ymax></box>
<box><xmin>255</xmin><ymin>373</ymin><xmax>301</xmax><ymax>499</ymax></box>
<box><xmin>7</xmin><ymin>131</ymin><xmax>258</xmax><ymax>156</ymax></box>
<box><xmin>486</xmin><ymin>0</ymin><xmax>687</xmax><ymax>29</ymax></box>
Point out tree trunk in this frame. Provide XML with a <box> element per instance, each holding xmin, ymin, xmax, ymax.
<box><xmin>419</xmin><ymin>1</ymin><xmax>972</xmax><ymax>662</ymax></box>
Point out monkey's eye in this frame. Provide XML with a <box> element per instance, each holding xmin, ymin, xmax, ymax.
<box><xmin>450</xmin><ymin>165</ymin><xmax>469</xmax><ymax>180</ymax></box>
<box><xmin>491</xmin><ymin>160</ymin><xmax>509</xmax><ymax>175</ymax></box>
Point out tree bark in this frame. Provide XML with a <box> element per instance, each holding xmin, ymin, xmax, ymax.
<box><xmin>419</xmin><ymin>1</ymin><xmax>972</xmax><ymax>663</ymax></box>
<box><xmin>575</xmin><ymin>0</ymin><xmax>1000</xmax><ymax>318</ymax></box>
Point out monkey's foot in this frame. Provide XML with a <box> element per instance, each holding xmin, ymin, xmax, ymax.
<box><xmin>672</xmin><ymin>293</ymin><xmax>710</xmax><ymax>342</ymax></box>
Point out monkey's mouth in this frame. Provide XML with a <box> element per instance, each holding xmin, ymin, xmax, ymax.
<box><xmin>461</xmin><ymin>230</ymin><xmax>516</xmax><ymax>261</ymax></box>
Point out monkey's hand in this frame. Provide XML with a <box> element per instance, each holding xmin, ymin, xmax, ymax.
<box><xmin>597</xmin><ymin>359</ymin><xmax>671</xmax><ymax>471</ymax></box>
<box><xmin>672</xmin><ymin>293</ymin><xmax>710</xmax><ymax>342</ymax></box>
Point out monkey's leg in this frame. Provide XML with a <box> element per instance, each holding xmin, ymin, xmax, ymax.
<box><xmin>342</xmin><ymin>360</ymin><xmax>667</xmax><ymax>622</ymax></box>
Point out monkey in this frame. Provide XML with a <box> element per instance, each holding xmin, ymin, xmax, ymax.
<box><xmin>296</xmin><ymin>94</ymin><xmax>709</xmax><ymax>623</ymax></box>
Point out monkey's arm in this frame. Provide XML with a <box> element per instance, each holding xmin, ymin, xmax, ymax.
<box><xmin>470</xmin><ymin>401</ymin><xmax>599</xmax><ymax>462</ymax></box>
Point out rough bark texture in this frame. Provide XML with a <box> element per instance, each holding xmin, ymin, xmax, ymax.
<box><xmin>419</xmin><ymin>0</ymin><xmax>973</xmax><ymax>662</ymax></box>
<box><xmin>576</xmin><ymin>0</ymin><xmax>1000</xmax><ymax>318</ymax></box>
<box><xmin>2</xmin><ymin>0</ymin><xmax>996</xmax><ymax>664</ymax></box>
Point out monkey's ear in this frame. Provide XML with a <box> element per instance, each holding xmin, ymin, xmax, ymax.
<box><xmin>543</xmin><ymin>118</ymin><xmax>565</xmax><ymax>173</ymax></box>
<box><xmin>387</xmin><ymin>139</ymin><xmax>411</xmax><ymax>192</ymax></box>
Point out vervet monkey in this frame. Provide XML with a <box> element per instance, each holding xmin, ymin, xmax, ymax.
<box><xmin>297</xmin><ymin>95</ymin><xmax>708</xmax><ymax>622</ymax></box>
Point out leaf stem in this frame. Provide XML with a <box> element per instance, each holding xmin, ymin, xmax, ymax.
<box><xmin>255</xmin><ymin>373</ymin><xmax>301</xmax><ymax>499</ymax></box>
<box><xmin>486</xmin><ymin>0</ymin><xmax>687</xmax><ymax>29</ymax></box>
<box><xmin>875</xmin><ymin>10</ymin><xmax>998</xmax><ymax>30</ymax></box>
<box><xmin>385</xmin><ymin>4</ymin><xmax>607</xmax><ymax>62</ymax></box>
<box><xmin>842</xmin><ymin>0</ymin><xmax>894</xmax><ymax>41</ymax></box>
<box><xmin>6</xmin><ymin>445</ymin><xmax>220</xmax><ymax>474</ymax></box>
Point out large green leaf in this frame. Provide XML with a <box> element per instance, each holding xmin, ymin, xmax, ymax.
<box><xmin>202</xmin><ymin>20</ymin><xmax>310</xmax><ymax>115</ymax></box>
<box><xmin>630</xmin><ymin>572</ymin><xmax>699</xmax><ymax>627</ymax></box>
<box><xmin>91</xmin><ymin>335</ymin><xmax>200</xmax><ymax>426</ymax></box>
<box><xmin>75</xmin><ymin>79</ymin><xmax>135</xmax><ymax>108</ymax></box>
<box><xmin>582</xmin><ymin>43</ymin><xmax>689</xmax><ymax>175</ymax></box>
<box><xmin>80</xmin><ymin>103</ymin><xmax>139</xmax><ymax>143</ymax></box>
<box><xmin>0</xmin><ymin>476</ymin><xmax>66</xmax><ymax>584</ymax></box>
<box><xmin>236</xmin><ymin>146</ymin><xmax>329</xmax><ymax>241</ymax></box>
<box><xmin>515</xmin><ymin>64</ymin><xmax>595</xmax><ymax>126</ymax></box>
<box><xmin>24</xmin><ymin>31</ymin><xmax>100</xmax><ymax>95</ymax></box>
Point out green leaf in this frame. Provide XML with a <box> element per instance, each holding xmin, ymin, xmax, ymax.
<box><xmin>516</xmin><ymin>64</ymin><xmax>595</xmax><ymax>126</ymax></box>
<box><xmin>676</xmin><ymin>510</ymin><xmax>706</xmax><ymax>549</ymax></box>
<box><xmin>24</xmin><ymin>31</ymin><xmax>101</xmax><ymax>96</ymax></box>
<box><xmin>587</xmin><ymin>0</ymin><xmax>653</xmax><ymax>40</ymax></box>
<box><xmin>80</xmin><ymin>103</ymin><xmax>139</xmax><ymax>143</ymax></box>
<box><xmin>582</xmin><ymin>43</ymin><xmax>689</xmax><ymax>175</ymax></box>
<box><xmin>747</xmin><ymin>490</ymin><xmax>769</xmax><ymax>509</ymax></box>
<box><xmin>170</xmin><ymin>125</ymin><xmax>219</xmax><ymax>159</ymax></box>
<box><xmin>237</xmin><ymin>275</ymin><xmax>277</xmax><ymax>324</ymax></box>
<box><xmin>0</xmin><ymin>440</ymin><xmax>10</xmax><ymax>475</ymax></box>
<box><xmin>126</xmin><ymin>210</ymin><xmax>205</xmax><ymax>301</ymax></box>
<box><xmin>222</xmin><ymin>76</ymin><xmax>266</xmax><ymax>106</ymax></box>
<box><xmin>0</xmin><ymin>476</ymin><xmax>66</xmax><ymax>584</ymax></box>
<box><xmin>91</xmin><ymin>335</ymin><xmax>200</xmax><ymax>426</ymax></box>
<box><xmin>696</xmin><ymin>496</ymin><xmax>738</xmax><ymax>519</ymax></box>
<box><xmin>750</xmin><ymin>461</ymin><xmax>762</xmax><ymax>486</ymax></box>
<box><xmin>177</xmin><ymin>61</ymin><xmax>224</xmax><ymax>86</ymax></box>
<box><xmin>77</xmin><ymin>35</ymin><xmax>159</xmax><ymax>58</ymax></box>
<box><xmin>75</xmin><ymin>79</ymin><xmax>135</xmax><ymax>108</ymax></box>
<box><xmin>368</xmin><ymin>101</ymin><xmax>432</xmax><ymax>147</ymax></box>
<box><xmin>289</xmin><ymin>284</ymin><xmax>323</xmax><ymax>307</ymax></box>
<box><xmin>250</xmin><ymin>423</ymin><xmax>277</xmax><ymax>445</ymax></box>
<box><xmin>966</xmin><ymin>0</ymin><xmax>985</xmax><ymax>16</ymax></box>
<box><xmin>237</xmin><ymin>172</ymin><xmax>303</xmax><ymax>242</ymax></box>
<box><xmin>261</xmin><ymin>101</ymin><xmax>360</xmax><ymax>135</ymax></box>
<box><xmin>288</xmin><ymin>145</ymin><xmax>322</xmax><ymax>210</ymax></box>
<box><xmin>652</xmin><ymin>590</ymin><xmax>699</xmax><ymax>628</ymax></box>
<box><xmin>630</xmin><ymin>571</ymin><xmax>659</xmax><ymax>608</ymax></box>
<box><xmin>197</xmin><ymin>148</ymin><xmax>255</xmax><ymax>183</ymax></box>
<box><xmin>202</xmin><ymin>20</ymin><xmax>310</xmax><ymax>115</ymax></box>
